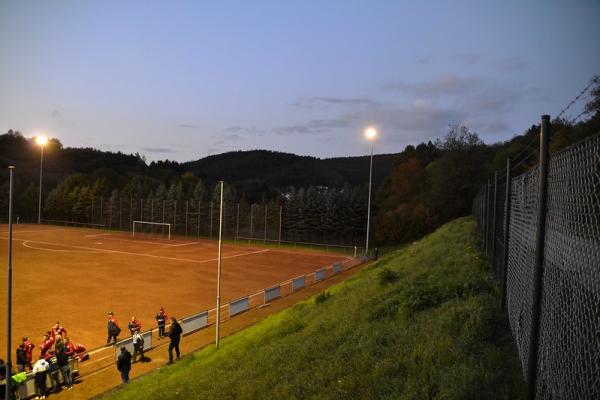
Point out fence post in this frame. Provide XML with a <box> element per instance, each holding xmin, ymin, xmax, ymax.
<box><xmin>151</xmin><ymin>199</ymin><xmax>154</xmax><ymax>222</ymax></box>
<box><xmin>278</xmin><ymin>205</ymin><xmax>282</xmax><ymax>246</ymax></box>
<box><xmin>209</xmin><ymin>201</ymin><xmax>213</xmax><ymax>239</ymax></box>
<box><xmin>91</xmin><ymin>196</ymin><xmax>94</xmax><ymax>224</ymax></box>
<box><xmin>501</xmin><ymin>158</ymin><xmax>512</xmax><ymax>309</ymax></box>
<box><xmin>129</xmin><ymin>197</ymin><xmax>133</xmax><ymax>229</ymax></box>
<box><xmin>185</xmin><ymin>200</ymin><xmax>189</xmax><ymax>237</ymax></box>
<box><xmin>483</xmin><ymin>180</ymin><xmax>489</xmax><ymax>253</ymax></box>
<box><xmin>140</xmin><ymin>198</ymin><xmax>143</xmax><ymax>220</ymax></box>
<box><xmin>236</xmin><ymin>203</ymin><xmax>240</xmax><ymax>241</ymax></box>
<box><xmin>264</xmin><ymin>204</ymin><xmax>267</xmax><ymax>242</ymax></box>
<box><xmin>491</xmin><ymin>170</ymin><xmax>498</xmax><ymax>272</ymax></box>
<box><xmin>527</xmin><ymin>115</ymin><xmax>550</xmax><ymax>400</ymax></box>
<box><xmin>250</xmin><ymin>204</ymin><xmax>254</xmax><ymax>238</ymax></box>
<box><xmin>173</xmin><ymin>200</ymin><xmax>177</xmax><ymax>235</ymax></box>
<box><xmin>109</xmin><ymin>197</ymin><xmax>113</xmax><ymax>229</ymax></box>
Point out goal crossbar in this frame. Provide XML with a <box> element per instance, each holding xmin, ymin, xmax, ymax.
<box><xmin>132</xmin><ymin>220</ymin><xmax>172</xmax><ymax>240</ymax></box>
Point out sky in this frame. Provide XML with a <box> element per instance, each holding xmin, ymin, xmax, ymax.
<box><xmin>1</xmin><ymin>1</ymin><xmax>599</xmax><ymax>162</ymax></box>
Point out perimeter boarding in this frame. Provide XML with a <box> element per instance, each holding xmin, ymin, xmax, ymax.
<box><xmin>0</xmin><ymin>358</ymin><xmax>80</xmax><ymax>399</ymax></box>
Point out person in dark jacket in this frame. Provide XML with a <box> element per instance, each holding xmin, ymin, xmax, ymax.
<box><xmin>45</xmin><ymin>351</ymin><xmax>61</xmax><ymax>393</ymax></box>
<box><xmin>16</xmin><ymin>345</ymin><xmax>27</xmax><ymax>372</ymax></box>
<box><xmin>166</xmin><ymin>317</ymin><xmax>183</xmax><ymax>364</ymax></box>
<box><xmin>116</xmin><ymin>346</ymin><xmax>132</xmax><ymax>383</ymax></box>
<box><xmin>56</xmin><ymin>349</ymin><xmax>72</xmax><ymax>389</ymax></box>
<box><xmin>155</xmin><ymin>307</ymin><xmax>168</xmax><ymax>339</ymax></box>
<box><xmin>107</xmin><ymin>312</ymin><xmax>121</xmax><ymax>345</ymax></box>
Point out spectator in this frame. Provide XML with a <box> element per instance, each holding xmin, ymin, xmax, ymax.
<box><xmin>54</xmin><ymin>336</ymin><xmax>65</xmax><ymax>355</ymax></box>
<box><xmin>155</xmin><ymin>307</ymin><xmax>168</xmax><ymax>339</ymax></box>
<box><xmin>64</xmin><ymin>338</ymin><xmax>75</xmax><ymax>358</ymax></box>
<box><xmin>22</xmin><ymin>336</ymin><xmax>35</xmax><ymax>371</ymax></box>
<box><xmin>65</xmin><ymin>338</ymin><xmax>88</xmax><ymax>362</ymax></box>
<box><xmin>127</xmin><ymin>316</ymin><xmax>142</xmax><ymax>335</ymax></box>
<box><xmin>55</xmin><ymin>347</ymin><xmax>73</xmax><ymax>390</ymax></box>
<box><xmin>116</xmin><ymin>346</ymin><xmax>132</xmax><ymax>383</ymax></box>
<box><xmin>50</xmin><ymin>322</ymin><xmax>67</xmax><ymax>340</ymax></box>
<box><xmin>107</xmin><ymin>312</ymin><xmax>121</xmax><ymax>345</ymax></box>
<box><xmin>45</xmin><ymin>351</ymin><xmax>61</xmax><ymax>393</ymax></box>
<box><xmin>16</xmin><ymin>344</ymin><xmax>27</xmax><ymax>372</ymax></box>
<box><xmin>166</xmin><ymin>317</ymin><xmax>182</xmax><ymax>365</ymax></box>
<box><xmin>132</xmin><ymin>329</ymin><xmax>145</xmax><ymax>363</ymax></box>
<box><xmin>32</xmin><ymin>357</ymin><xmax>49</xmax><ymax>399</ymax></box>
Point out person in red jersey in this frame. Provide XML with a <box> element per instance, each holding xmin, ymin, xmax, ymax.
<box><xmin>65</xmin><ymin>337</ymin><xmax>89</xmax><ymax>362</ymax></box>
<box><xmin>64</xmin><ymin>337</ymin><xmax>75</xmax><ymax>358</ymax></box>
<box><xmin>50</xmin><ymin>322</ymin><xmax>67</xmax><ymax>340</ymax></box>
<box><xmin>22</xmin><ymin>336</ymin><xmax>35</xmax><ymax>370</ymax></box>
<box><xmin>127</xmin><ymin>316</ymin><xmax>142</xmax><ymax>335</ymax></box>
<box><xmin>39</xmin><ymin>333</ymin><xmax>54</xmax><ymax>359</ymax></box>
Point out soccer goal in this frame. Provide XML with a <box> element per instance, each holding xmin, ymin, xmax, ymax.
<box><xmin>132</xmin><ymin>221</ymin><xmax>172</xmax><ymax>240</ymax></box>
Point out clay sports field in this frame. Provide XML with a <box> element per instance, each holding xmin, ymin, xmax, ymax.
<box><xmin>0</xmin><ymin>223</ymin><xmax>352</xmax><ymax>358</ymax></box>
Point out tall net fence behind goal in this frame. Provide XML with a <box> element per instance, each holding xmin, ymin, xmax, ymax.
<box><xmin>132</xmin><ymin>221</ymin><xmax>172</xmax><ymax>240</ymax></box>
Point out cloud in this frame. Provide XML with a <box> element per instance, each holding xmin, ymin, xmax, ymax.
<box><xmin>272</xmin><ymin>118</ymin><xmax>352</xmax><ymax>135</ymax></box>
<box><xmin>383</xmin><ymin>74</ymin><xmax>484</xmax><ymax>97</ymax></box>
<box><xmin>295</xmin><ymin>96</ymin><xmax>380</xmax><ymax>109</ymax></box>
<box><xmin>224</xmin><ymin>126</ymin><xmax>265</xmax><ymax>135</ymax></box>
<box><xmin>177</xmin><ymin>123</ymin><xmax>199</xmax><ymax>129</ymax></box>
<box><xmin>141</xmin><ymin>147</ymin><xmax>175</xmax><ymax>154</ymax></box>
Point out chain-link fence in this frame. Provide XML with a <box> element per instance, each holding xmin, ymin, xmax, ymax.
<box><xmin>472</xmin><ymin>125</ymin><xmax>600</xmax><ymax>399</ymax></box>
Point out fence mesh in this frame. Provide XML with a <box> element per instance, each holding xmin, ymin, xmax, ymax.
<box><xmin>473</xmin><ymin>132</ymin><xmax>600</xmax><ymax>399</ymax></box>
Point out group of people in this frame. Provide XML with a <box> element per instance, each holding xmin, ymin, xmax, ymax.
<box><xmin>114</xmin><ymin>307</ymin><xmax>183</xmax><ymax>383</ymax></box>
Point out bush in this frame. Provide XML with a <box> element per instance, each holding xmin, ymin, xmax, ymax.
<box><xmin>378</xmin><ymin>267</ymin><xmax>399</xmax><ymax>286</ymax></box>
<box><xmin>315</xmin><ymin>291</ymin><xmax>331</xmax><ymax>304</ymax></box>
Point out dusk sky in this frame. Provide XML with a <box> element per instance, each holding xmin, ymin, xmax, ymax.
<box><xmin>1</xmin><ymin>1</ymin><xmax>599</xmax><ymax>162</ymax></box>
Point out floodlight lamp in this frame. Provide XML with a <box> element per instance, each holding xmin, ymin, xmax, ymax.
<box><xmin>365</xmin><ymin>127</ymin><xmax>377</xmax><ymax>140</ymax></box>
<box><xmin>35</xmin><ymin>135</ymin><xmax>48</xmax><ymax>146</ymax></box>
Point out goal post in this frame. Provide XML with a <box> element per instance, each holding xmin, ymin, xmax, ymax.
<box><xmin>132</xmin><ymin>220</ymin><xmax>172</xmax><ymax>240</ymax></box>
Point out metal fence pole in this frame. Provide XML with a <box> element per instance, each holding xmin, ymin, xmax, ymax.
<box><xmin>151</xmin><ymin>199</ymin><xmax>154</xmax><ymax>222</ymax></box>
<box><xmin>501</xmin><ymin>158</ymin><xmax>512</xmax><ymax>309</ymax></box>
<box><xmin>109</xmin><ymin>198</ymin><xmax>113</xmax><ymax>229</ymax></box>
<box><xmin>197</xmin><ymin>199</ymin><xmax>201</xmax><ymax>238</ymax></box>
<box><xmin>162</xmin><ymin>200</ymin><xmax>165</xmax><ymax>223</ymax></box>
<box><xmin>140</xmin><ymin>198</ymin><xmax>143</xmax><ymax>220</ymax></box>
<box><xmin>236</xmin><ymin>203</ymin><xmax>240</xmax><ymax>240</ymax></box>
<box><xmin>185</xmin><ymin>200</ymin><xmax>189</xmax><ymax>237</ymax></box>
<box><xmin>210</xmin><ymin>201</ymin><xmax>213</xmax><ymax>239</ymax></box>
<box><xmin>483</xmin><ymin>181</ymin><xmax>489</xmax><ymax>253</ymax></box>
<box><xmin>130</xmin><ymin>197</ymin><xmax>133</xmax><ymax>229</ymax></box>
<box><xmin>91</xmin><ymin>196</ymin><xmax>94</xmax><ymax>224</ymax></box>
<box><xmin>264</xmin><ymin>204</ymin><xmax>267</xmax><ymax>242</ymax></box>
<box><xmin>215</xmin><ymin>182</ymin><xmax>224</xmax><ymax>347</ymax></box>
<box><xmin>173</xmin><ymin>200</ymin><xmax>177</xmax><ymax>235</ymax></box>
<box><xmin>527</xmin><ymin>115</ymin><xmax>550</xmax><ymax>400</ymax></box>
<box><xmin>250</xmin><ymin>204</ymin><xmax>254</xmax><ymax>238</ymax></box>
<box><xmin>278</xmin><ymin>205</ymin><xmax>282</xmax><ymax>246</ymax></box>
<box><xmin>5</xmin><ymin>166</ymin><xmax>15</xmax><ymax>400</ymax></box>
<box><xmin>491</xmin><ymin>170</ymin><xmax>499</xmax><ymax>272</ymax></box>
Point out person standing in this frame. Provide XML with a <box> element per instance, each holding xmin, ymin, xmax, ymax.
<box><xmin>127</xmin><ymin>316</ymin><xmax>142</xmax><ymax>335</ymax></box>
<box><xmin>166</xmin><ymin>317</ymin><xmax>182</xmax><ymax>365</ymax></box>
<box><xmin>39</xmin><ymin>334</ymin><xmax>54</xmax><ymax>359</ymax></box>
<box><xmin>155</xmin><ymin>307</ymin><xmax>168</xmax><ymax>339</ymax></box>
<box><xmin>45</xmin><ymin>351</ymin><xmax>61</xmax><ymax>393</ymax></box>
<box><xmin>50</xmin><ymin>322</ymin><xmax>67</xmax><ymax>340</ymax></box>
<box><xmin>107</xmin><ymin>312</ymin><xmax>121</xmax><ymax>345</ymax></box>
<box><xmin>55</xmin><ymin>347</ymin><xmax>73</xmax><ymax>390</ymax></box>
<box><xmin>116</xmin><ymin>346</ymin><xmax>132</xmax><ymax>383</ymax></box>
<box><xmin>132</xmin><ymin>329</ymin><xmax>145</xmax><ymax>363</ymax></box>
<box><xmin>22</xmin><ymin>336</ymin><xmax>35</xmax><ymax>371</ymax></box>
<box><xmin>16</xmin><ymin>344</ymin><xmax>28</xmax><ymax>372</ymax></box>
<box><xmin>32</xmin><ymin>356</ymin><xmax>49</xmax><ymax>399</ymax></box>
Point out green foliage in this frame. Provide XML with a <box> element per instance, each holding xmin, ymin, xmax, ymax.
<box><xmin>377</xmin><ymin>267</ymin><xmax>399</xmax><ymax>286</ymax></box>
<box><xmin>314</xmin><ymin>291</ymin><xmax>332</xmax><ymax>304</ymax></box>
<box><xmin>101</xmin><ymin>217</ymin><xmax>525</xmax><ymax>400</ymax></box>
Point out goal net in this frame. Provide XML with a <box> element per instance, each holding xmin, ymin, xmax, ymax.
<box><xmin>132</xmin><ymin>221</ymin><xmax>172</xmax><ymax>240</ymax></box>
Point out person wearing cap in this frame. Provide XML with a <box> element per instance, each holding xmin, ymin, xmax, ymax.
<box><xmin>155</xmin><ymin>307</ymin><xmax>168</xmax><ymax>339</ymax></box>
<box><xmin>116</xmin><ymin>346</ymin><xmax>132</xmax><ymax>383</ymax></box>
<box><xmin>107</xmin><ymin>312</ymin><xmax>121</xmax><ymax>345</ymax></box>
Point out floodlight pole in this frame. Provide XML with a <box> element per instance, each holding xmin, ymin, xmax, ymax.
<box><xmin>215</xmin><ymin>181</ymin><xmax>224</xmax><ymax>347</ymax></box>
<box><xmin>6</xmin><ymin>166</ymin><xmax>15</xmax><ymax>400</ymax></box>
<box><xmin>37</xmin><ymin>145</ymin><xmax>44</xmax><ymax>224</ymax></box>
<box><xmin>365</xmin><ymin>140</ymin><xmax>374</xmax><ymax>255</ymax></box>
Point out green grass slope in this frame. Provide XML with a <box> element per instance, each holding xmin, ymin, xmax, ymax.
<box><xmin>103</xmin><ymin>217</ymin><xmax>525</xmax><ymax>399</ymax></box>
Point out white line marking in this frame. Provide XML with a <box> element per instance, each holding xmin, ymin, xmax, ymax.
<box><xmin>2</xmin><ymin>236</ymin><xmax>270</xmax><ymax>264</ymax></box>
<box><xmin>0</xmin><ymin>228</ymin><xmax>68</xmax><ymax>234</ymax></box>
<box><xmin>22</xmin><ymin>240</ymin><xmax>104</xmax><ymax>254</ymax></box>
<box><xmin>167</xmin><ymin>242</ymin><xmax>198</xmax><ymax>247</ymax></box>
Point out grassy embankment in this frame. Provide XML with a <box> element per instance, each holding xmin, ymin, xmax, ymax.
<box><xmin>103</xmin><ymin>217</ymin><xmax>525</xmax><ymax>399</ymax></box>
